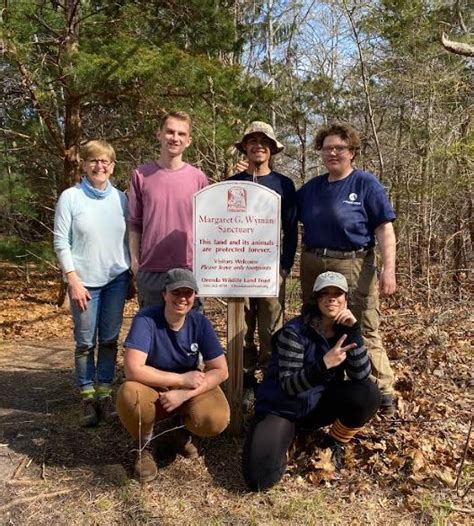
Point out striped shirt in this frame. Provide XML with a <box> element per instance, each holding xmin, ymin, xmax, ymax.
<box><xmin>277</xmin><ymin>321</ymin><xmax>371</xmax><ymax>396</ymax></box>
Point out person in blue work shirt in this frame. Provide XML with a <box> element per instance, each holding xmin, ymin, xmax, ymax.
<box><xmin>116</xmin><ymin>268</ymin><xmax>230</xmax><ymax>483</ymax></box>
<box><xmin>297</xmin><ymin>122</ymin><xmax>397</xmax><ymax>415</ymax></box>
<box><xmin>229</xmin><ymin>121</ymin><xmax>298</xmax><ymax>389</ymax></box>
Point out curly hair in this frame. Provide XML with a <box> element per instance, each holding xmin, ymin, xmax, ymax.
<box><xmin>314</xmin><ymin>122</ymin><xmax>361</xmax><ymax>153</ymax></box>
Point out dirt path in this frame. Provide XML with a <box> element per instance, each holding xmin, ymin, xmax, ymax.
<box><xmin>0</xmin><ymin>340</ymin><xmax>72</xmax><ymax>477</ymax></box>
<box><xmin>1</xmin><ymin>338</ymin><xmax>471</xmax><ymax>525</ymax></box>
<box><xmin>0</xmin><ymin>265</ymin><xmax>472</xmax><ymax>524</ymax></box>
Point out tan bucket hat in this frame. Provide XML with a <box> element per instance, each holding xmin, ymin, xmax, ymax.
<box><xmin>235</xmin><ymin>121</ymin><xmax>284</xmax><ymax>155</ymax></box>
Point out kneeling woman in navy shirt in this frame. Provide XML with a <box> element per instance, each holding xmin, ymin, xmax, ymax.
<box><xmin>243</xmin><ymin>272</ymin><xmax>381</xmax><ymax>491</ymax></box>
<box><xmin>117</xmin><ymin>269</ymin><xmax>230</xmax><ymax>483</ymax></box>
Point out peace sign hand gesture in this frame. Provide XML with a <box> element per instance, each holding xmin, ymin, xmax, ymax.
<box><xmin>323</xmin><ymin>334</ymin><xmax>357</xmax><ymax>369</ymax></box>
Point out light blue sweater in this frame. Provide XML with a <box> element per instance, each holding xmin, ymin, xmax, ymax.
<box><xmin>54</xmin><ymin>183</ymin><xmax>130</xmax><ymax>287</ymax></box>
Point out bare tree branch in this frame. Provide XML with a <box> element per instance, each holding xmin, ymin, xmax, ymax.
<box><xmin>0</xmin><ymin>128</ymin><xmax>32</xmax><ymax>140</ymax></box>
<box><xmin>342</xmin><ymin>1</ymin><xmax>385</xmax><ymax>180</ymax></box>
<box><xmin>441</xmin><ymin>32</ymin><xmax>474</xmax><ymax>57</ymax></box>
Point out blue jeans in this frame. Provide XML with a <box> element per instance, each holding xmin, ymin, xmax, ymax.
<box><xmin>70</xmin><ymin>270</ymin><xmax>130</xmax><ymax>392</ymax></box>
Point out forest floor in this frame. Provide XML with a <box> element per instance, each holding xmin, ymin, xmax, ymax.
<box><xmin>0</xmin><ymin>262</ymin><xmax>472</xmax><ymax>525</ymax></box>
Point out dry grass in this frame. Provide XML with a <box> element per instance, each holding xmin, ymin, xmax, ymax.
<box><xmin>0</xmin><ymin>263</ymin><xmax>472</xmax><ymax>524</ymax></box>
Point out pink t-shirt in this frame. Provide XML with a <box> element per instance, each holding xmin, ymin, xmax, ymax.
<box><xmin>128</xmin><ymin>162</ymin><xmax>208</xmax><ymax>272</ymax></box>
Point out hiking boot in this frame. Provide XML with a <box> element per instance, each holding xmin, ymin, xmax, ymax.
<box><xmin>243</xmin><ymin>371</ymin><xmax>259</xmax><ymax>413</ymax></box>
<box><xmin>134</xmin><ymin>444</ymin><xmax>158</xmax><ymax>484</ymax></box>
<box><xmin>97</xmin><ymin>395</ymin><xmax>117</xmax><ymax>424</ymax></box>
<box><xmin>177</xmin><ymin>430</ymin><xmax>199</xmax><ymax>459</ymax></box>
<box><xmin>329</xmin><ymin>440</ymin><xmax>345</xmax><ymax>470</ymax></box>
<box><xmin>81</xmin><ymin>398</ymin><xmax>99</xmax><ymax>427</ymax></box>
<box><xmin>320</xmin><ymin>435</ymin><xmax>345</xmax><ymax>470</ymax></box>
<box><xmin>379</xmin><ymin>394</ymin><xmax>395</xmax><ymax>417</ymax></box>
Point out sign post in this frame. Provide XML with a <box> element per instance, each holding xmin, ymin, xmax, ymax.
<box><xmin>194</xmin><ymin>182</ymin><xmax>280</xmax><ymax>434</ymax></box>
<box><xmin>226</xmin><ymin>297</ymin><xmax>245</xmax><ymax>434</ymax></box>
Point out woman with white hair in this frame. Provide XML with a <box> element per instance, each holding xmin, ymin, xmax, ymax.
<box><xmin>54</xmin><ymin>140</ymin><xmax>130</xmax><ymax>427</ymax></box>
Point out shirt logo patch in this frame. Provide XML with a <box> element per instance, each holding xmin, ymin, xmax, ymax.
<box><xmin>189</xmin><ymin>342</ymin><xmax>199</xmax><ymax>355</ymax></box>
<box><xmin>343</xmin><ymin>192</ymin><xmax>361</xmax><ymax>206</ymax></box>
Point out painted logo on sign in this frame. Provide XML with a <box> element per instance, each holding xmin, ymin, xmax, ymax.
<box><xmin>228</xmin><ymin>186</ymin><xmax>247</xmax><ymax>212</ymax></box>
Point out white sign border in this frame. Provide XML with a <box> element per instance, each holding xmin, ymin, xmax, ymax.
<box><xmin>193</xmin><ymin>181</ymin><xmax>281</xmax><ymax>298</ymax></box>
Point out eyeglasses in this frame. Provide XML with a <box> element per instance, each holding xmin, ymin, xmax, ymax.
<box><xmin>88</xmin><ymin>159</ymin><xmax>113</xmax><ymax>166</ymax></box>
<box><xmin>320</xmin><ymin>145</ymin><xmax>349</xmax><ymax>154</ymax></box>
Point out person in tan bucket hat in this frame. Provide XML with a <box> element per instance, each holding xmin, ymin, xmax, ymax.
<box><xmin>229</xmin><ymin>121</ymin><xmax>297</xmax><ymax>405</ymax></box>
<box><xmin>234</xmin><ymin>121</ymin><xmax>285</xmax><ymax>155</ymax></box>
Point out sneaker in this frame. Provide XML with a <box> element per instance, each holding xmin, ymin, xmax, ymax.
<box><xmin>134</xmin><ymin>444</ymin><xmax>158</xmax><ymax>483</ymax></box>
<box><xmin>97</xmin><ymin>395</ymin><xmax>117</xmax><ymax>423</ymax></box>
<box><xmin>81</xmin><ymin>398</ymin><xmax>99</xmax><ymax>427</ymax></box>
<box><xmin>379</xmin><ymin>394</ymin><xmax>395</xmax><ymax>417</ymax></box>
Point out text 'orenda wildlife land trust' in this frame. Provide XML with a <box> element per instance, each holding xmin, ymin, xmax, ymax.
<box><xmin>193</xmin><ymin>182</ymin><xmax>281</xmax><ymax>297</ymax></box>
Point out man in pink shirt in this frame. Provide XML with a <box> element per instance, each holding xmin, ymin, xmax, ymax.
<box><xmin>128</xmin><ymin>112</ymin><xmax>208</xmax><ymax>307</ymax></box>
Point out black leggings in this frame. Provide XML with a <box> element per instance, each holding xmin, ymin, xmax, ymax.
<box><xmin>242</xmin><ymin>379</ymin><xmax>381</xmax><ymax>491</ymax></box>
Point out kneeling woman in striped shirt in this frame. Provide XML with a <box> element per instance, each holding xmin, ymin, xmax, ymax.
<box><xmin>242</xmin><ymin>271</ymin><xmax>381</xmax><ymax>491</ymax></box>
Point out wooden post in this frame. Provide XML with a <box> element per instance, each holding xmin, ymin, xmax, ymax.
<box><xmin>227</xmin><ymin>297</ymin><xmax>245</xmax><ymax>435</ymax></box>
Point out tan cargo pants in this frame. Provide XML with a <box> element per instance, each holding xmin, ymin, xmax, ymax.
<box><xmin>243</xmin><ymin>276</ymin><xmax>285</xmax><ymax>371</ymax></box>
<box><xmin>116</xmin><ymin>381</ymin><xmax>230</xmax><ymax>440</ymax></box>
<box><xmin>300</xmin><ymin>249</ymin><xmax>394</xmax><ymax>395</ymax></box>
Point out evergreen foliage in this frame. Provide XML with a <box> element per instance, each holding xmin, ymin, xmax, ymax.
<box><xmin>1</xmin><ymin>0</ymin><xmax>471</xmax><ymax>295</ymax></box>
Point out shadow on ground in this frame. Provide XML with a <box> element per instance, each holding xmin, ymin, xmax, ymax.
<box><xmin>0</xmin><ymin>367</ymin><xmax>130</xmax><ymax>472</ymax></box>
<box><xmin>201</xmin><ymin>432</ymin><xmax>248</xmax><ymax>493</ymax></box>
<box><xmin>0</xmin><ymin>341</ymin><xmax>130</xmax><ymax>474</ymax></box>
<box><xmin>0</xmin><ymin>341</ymin><xmax>249</xmax><ymax>492</ymax></box>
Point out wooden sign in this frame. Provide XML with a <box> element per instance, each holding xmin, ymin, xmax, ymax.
<box><xmin>193</xmin><ymin>182</ymin><xmax>281</xmax><ymax>434</ymax></box>
<box><xmin>194</xmin><ymin>181</ymin><xmax>281</xmax><ymax>297</ymax></box>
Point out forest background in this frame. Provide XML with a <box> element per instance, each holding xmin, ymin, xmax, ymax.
<box><xmin>0</xmin><ymin>0</ymin><xmax>472</xmax><ymax>524</ymax></box>
<box><xmin>1</xmin><ymin>0</ymin><xmax>472</xmax><ymax>289</ymax></box>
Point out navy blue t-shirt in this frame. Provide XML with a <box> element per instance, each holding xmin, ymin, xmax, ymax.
<box><xmin>297</xmin><ymin>169</ymin><xmax>396</xmax><ymax>250</ymax></box>
<box><xmin>228</xmin><ymin>171</ymin><xmax>298</xmax><ymax>271</ymax></box>
<box><xmin>124</xmin><ymin>306</ymin><xmax>224</xmax><ymax>373</ymax></box>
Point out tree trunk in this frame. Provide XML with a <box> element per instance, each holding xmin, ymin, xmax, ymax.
<box><xmin>63</xmin><ymin>93</ymin><xmax>82</xmax><ymax>192</ymax></box>
<box><xmin>57</xmin><ymin>0</ymin><xmax>82</xmax><ymax>306</ymax></box>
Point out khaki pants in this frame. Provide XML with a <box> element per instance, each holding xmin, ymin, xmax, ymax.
<box><xmin>244</xmin><ymin>277</ymin><xmax>285</xmax><ymax>371</ymax></box>
<box><xmin>116</xmin><ymin>381</ymin><xmax>230</xmax><ymax>440</ymax></box>
<box><xmin>300</xmin><ymin>250</ymin><xmax>394</xmax><ymax>395</ymax></box>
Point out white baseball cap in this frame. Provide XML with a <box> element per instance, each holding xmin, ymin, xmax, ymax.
<box><xmin>313</xmin><ymin>271</ymin><xmax>348</xmax><ymax>293</ymax></box>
